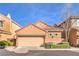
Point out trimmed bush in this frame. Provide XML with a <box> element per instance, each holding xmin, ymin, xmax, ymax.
<box><xmin>60</xmin><ymin>43</ymin><xmax>70</xmax><ymax>48</ymax></box>
<box><xmin>58</xmin><ymin>42</ymin><xmax>70</xmax><ymax>48</ymax></box>
<box><xmin>45</xmin><ymin>42</ymin><xmax>70</xmax><ymax>48</ymax></box>
<box><xmin>6</xmin><ymin>40</ymin><xmax>14</xmax><ymax>46</ymax></box>
<box><xmin>0</xmin><ymin>40</ymin><xmax>14</xmax><ymax>47</ymax></box>
<box><xmin>0</xmin><ymin>41</ymin><xmax>6</xmax><ymax>46</ymax></box>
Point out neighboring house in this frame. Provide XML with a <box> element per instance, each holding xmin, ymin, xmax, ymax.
<box><xmin>58</xmin><ymin>16</ymin><xmax>79</xmax><ymax>46</ymax></box>
<box><xmin>0</xmin><ymin>14</ymin><xmax>21</xmax><ymax>41</ymax></box>
<box><xmin>16</xmin><ymin>21</ymin><xmax>64</xmax><ymax>47</ymax></box>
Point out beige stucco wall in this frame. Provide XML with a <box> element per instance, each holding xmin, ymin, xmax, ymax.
<box><xmin>0</xmin><ymin>15</ymin><xmax>21</xmax><ymax>40</ymax></box>
<box><xmin>0</xmin><ymin>34</ymin><xmax>13</xmax><ymax>41</ymax></box>
<box><xmin>45</xmin><ymin>31</ymin><xmax>64</xmax><ymax>44</ymax></box>
<box><xmin>0</xmin><ymin>15</ymin><xmax>11</xmax><ymax>32</ymax></box>
<box><xmin>10</xmin><ymin>22</ymin><xmax>21</xmax><ymax>37</ymax></box>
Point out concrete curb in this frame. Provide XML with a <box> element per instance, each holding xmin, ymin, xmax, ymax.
<box><xmin>30</xmin><ymin>48</ymin><xmax>79</xmax><ymax>50</ymax></box>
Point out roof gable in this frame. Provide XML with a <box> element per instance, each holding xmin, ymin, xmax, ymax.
<box><xmin>35</xmin><ymin>21</ymin><xmax>51</xmax><ymax>30</ymax></box>
<box><xmin>16</xmin><ymin>24</ymin><xmax>46</xmax><ymax>36</ymax></box>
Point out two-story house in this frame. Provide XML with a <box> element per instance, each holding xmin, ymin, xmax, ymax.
<box><xmin>58</xmin><ymin>16</ymin><xmax>79</xmax><ymax>46</ymax></box>
<box><xmin>0</xmin><ymin>14</ymin><xmax>21</xmax><ymax>42</ymax></box>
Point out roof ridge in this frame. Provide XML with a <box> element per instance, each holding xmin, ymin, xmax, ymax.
<box><xmin>58</xmin><ymin>16</ymin><xmax>79</xmax><ymax>26</ymax></box>
<box><xmin>31</xmin><ymin>24</ymin><xmax>46</xmax><ymax>32</ymax></box>
<box><xmin>35</xmin><ymin>21</ymin><xmax>51</xmax><ymax>27</ymax></box>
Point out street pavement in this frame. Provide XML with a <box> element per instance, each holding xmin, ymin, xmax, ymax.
<box><xmin>0</xmin><ymin>49</ymin><xmax>79</xmax><ymax>56</ymax></box>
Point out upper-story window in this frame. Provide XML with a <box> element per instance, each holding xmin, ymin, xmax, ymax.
<box><xmin>76</xmin><ymin>20</ymin><xmax>79</xmax><ymax>26</ymax></box>
<box><xmin>73</xmin><ymin>19</ymin><xmax>79</xmax><ymax>26</ymax></box>
<box><xmin>0</xmin><ymin>21</ymin><xmax>3</xmax><ymax>29</ymax></box>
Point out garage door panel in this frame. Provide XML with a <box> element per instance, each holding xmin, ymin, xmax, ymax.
<box><xmin>17</xmin><ymin>37</ymin><xmax>44</xmax><ymax>47</ymax></box>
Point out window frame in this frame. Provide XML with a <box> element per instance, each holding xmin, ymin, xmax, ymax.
<box><xmin>0</xmin><ymin>21</ymin><xmax>3</xmax><ymax>29</ymax></box>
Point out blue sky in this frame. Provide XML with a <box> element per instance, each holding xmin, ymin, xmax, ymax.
<box><xmin>0</xmin><ymin>3</ymin><xmax>79</xmax><ymax>26</ymax></box>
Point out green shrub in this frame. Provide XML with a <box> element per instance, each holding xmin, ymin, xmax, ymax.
<box><xmin>45</xmin><ymin>42</ymin><xmax>70</xmax><ymax>48</ymax></box>
<box><xmin>0</xmin><ymin>40</ymin><xmax>14</xmax><ymax>46</ymax></box>
<box><xmin>60</xmin><ymin>43</ymin><xmax>70</xmax><ymax>48</ymax></box>
<box><xmin>50</xmin><ymin>43</ymin><xmax>58</xmax><ymax>48</ymax></box>
<box><xmin>58</xmin><ymin>42</ymin><xmax>70</xmax><ymax>48</ymax></box>
<box><xmin>0</xmin><ymin>41</ymin><xmax>6</xmax><ymax>46</ymax></box>
<box><xmin>3</xmin><ymin>41</ymin><xmax>9</xmax><ymax>46</ymax></box>
<box><xmin>6</xmin><ymin>40</ymin><xmax>14</xmax><ymax>46</ymax></box>
<box><xmin>45</xmin><ymin>43</ymin><xmax>58</xmax><ymax>48</ymax></box>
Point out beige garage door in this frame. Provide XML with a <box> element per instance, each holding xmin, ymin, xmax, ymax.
<box><xmin>17</xmin><ymin>37</ymin><xmax>44</xmax><ymax>47</ymax></box>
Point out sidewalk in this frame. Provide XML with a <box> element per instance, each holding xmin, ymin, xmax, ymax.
<box><xmin>5</xmin><ymin>46</ymin><xmax>79</xmax><ymax>52</ymax></box>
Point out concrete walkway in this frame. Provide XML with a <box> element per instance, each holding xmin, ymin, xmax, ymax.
<box><xmin>5</xmin><ymin>46</ymin><xmax>79</xmax><ymax>53</ymax></box>
<box><xmin>5</xmin><ymin>46</ymin><xmax>29</xmax><ymax>53</ymax></box>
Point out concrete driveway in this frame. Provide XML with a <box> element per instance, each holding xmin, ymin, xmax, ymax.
<box><xmin>1</xmin><ymin>49</ymin><xmax>79</xmax><ymax>56</ymax></box>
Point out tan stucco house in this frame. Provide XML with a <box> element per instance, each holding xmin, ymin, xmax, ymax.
<box><xmin>1</xmin><ymin>14</ymin><xmax>78</xmax><ymax>47</ymax></box>
<box><xmin>16</xmin><ymin>21</ymin><xmax>64</xmax><ymax>47</ymax></box>
<box><xmin>0</xmin><ymin>14</ymin><xmax>21</xmax><ymax>41</ymax></box>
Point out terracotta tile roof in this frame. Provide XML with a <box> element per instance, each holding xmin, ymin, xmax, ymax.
<box><xmin>15</xmin><ymin>23</ymin><xmax>46</xmax><ymax>33</ymax></box>
<box><xmin>70</xmin><ymin>16</ymin><xmax>79</xmax><ymax>19</ymax></box>
<box><xmin>16</xmin><ymin>21</ymin><xmax>64</xmax><ymax>33</ymax></box>
<box><xmin>35</xmin><ymin>21</ymin><xmax>51</xmax><ymax>30</ymax></box>
<box><xmin>45</xmin><ymin>26</ymin><xmax>63</xmax><ymax>31</ymax></box>
<box><xmin>58</xmin><ymin>16</ymin><xmax>79</xmax><ymax>27</ymax></box>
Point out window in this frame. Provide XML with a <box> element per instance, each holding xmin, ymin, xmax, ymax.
<box><xmin>0</xmin><ymin>21</ymin><xmax>3</xmax><ymax>29</ymax></box>
<box><xmin>74</xmin><ymin>19</ymin><xmax>79</xmax><ymax>26</ymax></box>
<box><xmin>50</xmin><ymin>33</ymin><xmax>52</xmax><ymax>36</ymax></box>
<box><xmin>77</xmin><ymin>20</ymin><xmax>79</xmax><ymax>26</ymax></box>
<box><xmin>49</xmin><ymin>33</ymin><xmax>58</xmax><ymax>38</ymax></box>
